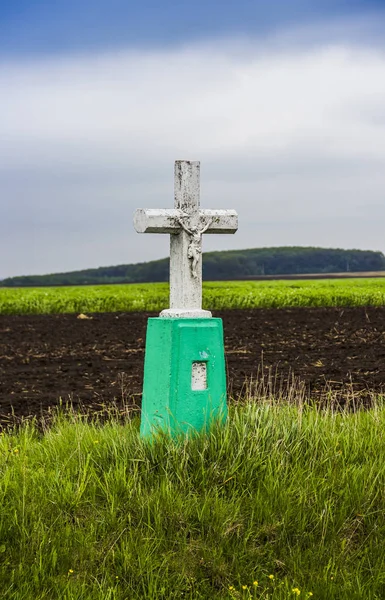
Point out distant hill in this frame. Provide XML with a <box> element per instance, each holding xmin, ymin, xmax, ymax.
<box><xmin>1</xmin><ymin>247</ymin><xmax>385</xmax><ymax>287</ymax></box>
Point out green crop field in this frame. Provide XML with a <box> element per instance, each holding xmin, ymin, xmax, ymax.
<box><xmin>1</xmin><ymin>278</ymin><xmax>385</xmax><ymax>314</ymax></box>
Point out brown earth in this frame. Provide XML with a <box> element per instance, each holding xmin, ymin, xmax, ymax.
<box><xmin>1</xmin><ymin>307</ymin><xmax>385</xmax><ymax>425</ymax></box>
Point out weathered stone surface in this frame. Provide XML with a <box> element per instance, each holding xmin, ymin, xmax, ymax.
<box><xmin>133</xmin><ymin>160</ymin><xmax>238</xmax><ymax>317</ymax></box>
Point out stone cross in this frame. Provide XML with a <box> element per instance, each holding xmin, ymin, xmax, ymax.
<box><xmin>134</xmin><ymin>160</ymin><xmax>238</xmax><ymax>318</ymax></box>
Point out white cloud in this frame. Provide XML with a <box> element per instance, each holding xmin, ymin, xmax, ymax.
<box><xmin>1</xmin><ymin>28</ymin><xmax>385</xmax><ymax>277</ymax></box>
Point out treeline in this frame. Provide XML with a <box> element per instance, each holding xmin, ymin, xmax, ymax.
<box><xmin>2</xmin><ymin>247</ymin><xmax>385</xmax><ymax>287</ymax></box>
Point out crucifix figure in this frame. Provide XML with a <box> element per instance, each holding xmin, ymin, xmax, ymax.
<box><xmin>177</xmin><ymin>214</ymin><xmax>213</xmax><ymax>279</ymax></box>
<box><xmin>134</xmin><ymin>160</ymin><xmax>238</xmax><ymax>318</ymax></box>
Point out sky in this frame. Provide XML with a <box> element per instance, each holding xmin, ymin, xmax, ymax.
<box><xmin>1</xmin><ymin>1</ymin><xmax>385</xmax><ymax>278</ymax></box>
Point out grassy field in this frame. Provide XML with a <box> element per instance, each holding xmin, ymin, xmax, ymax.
<box><xmin>0</xmin><ymin>400</ymin><xmax>384</xmax><ymax>599</ymax></box>
<box><xmin>2</xmin><ymin>278</ymin><xmax>385</xmax><ymax>314</ymax></box>
<box><xmin>2</xmin><ymin>279</ymin><xmax>384</xmax><ymax>599</ymax></box>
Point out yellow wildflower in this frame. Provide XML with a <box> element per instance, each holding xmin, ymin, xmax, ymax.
<box><xmin>292</xmin><ymin>588</ymin><xmax>301</xmax><ymax>596</ymax></box>
<box><xmin>242</xmin><ymin>585</ymin><xmax>248</xmax><ymax>589</ymax></box>
<box><xmin>68</xmin><ymin>569</ymin><xmax>74</xmax><ymax>575</ymax></box>
<box><xmin>268</xmin><ymin>574</ymin><xmax>275</xmax><ymax>580</ymax></box>
<box><xmin>253</xmin><ymin>581</ymin><xmax>258</xmax><ymax>586</ymax></box>
<box><xmin>229</xmin><ymin>586</ymin><xmax>234</xmax><ymax>591</ymax></box>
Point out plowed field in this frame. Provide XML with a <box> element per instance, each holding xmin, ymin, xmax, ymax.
<box><xmin>1</xmin><ymin>307</ymin><xmax>384</xmax><ymax>425</ymax></box>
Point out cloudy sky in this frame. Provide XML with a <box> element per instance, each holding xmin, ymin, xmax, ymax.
<box><xmin>1</xmin><ymin>0</ymin><xmax>385</xmax><ymax>279</ymax></box>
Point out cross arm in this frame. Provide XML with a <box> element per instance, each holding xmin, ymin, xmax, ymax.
<box><xmin>199</xmin><ymin>209</ymin><xmax>238</xmax><ymax>234</ymax></box>
<box><xmin>134</xmin><ymin>208</ymin><xmax>183</xmax><ymax>234</ymax></box>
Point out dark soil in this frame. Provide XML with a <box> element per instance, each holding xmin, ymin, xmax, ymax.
<box><xmin>1</xmin><ymin>307</ymin><xmax>385</xmax><ymax>425</ymax></box>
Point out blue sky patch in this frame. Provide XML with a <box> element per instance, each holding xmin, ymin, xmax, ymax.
<box><xmin>1</xmin><ymin>0</ymin><xmax>384</xmax><ymax>57</ymax></box>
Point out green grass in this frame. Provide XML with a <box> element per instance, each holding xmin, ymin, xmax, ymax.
<box><xmin>2</xmin><ymin>278</ymin><xmax>385</xmax><ymax>314</ymax></box>
<box><xmin>1</xmin><ymin>401</ymin><xmax>384</xmax><ymax>599</ymax></box>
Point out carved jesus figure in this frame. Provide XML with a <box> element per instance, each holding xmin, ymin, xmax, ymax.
<box><xmin>177</xmin><ymin>216</ymin><xmax>213</xmax><ymax>279</ymax></box>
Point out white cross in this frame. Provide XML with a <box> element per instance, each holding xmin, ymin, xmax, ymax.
<box><xmin>134</xmin><ymin>160</ymin><xmax>238</xmax><ymax>318</ymax></box>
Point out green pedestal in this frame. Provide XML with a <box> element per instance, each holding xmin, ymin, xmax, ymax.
<box><xmin>140</xmin><ymin>318</ymin><xmax>227</xmax><ymax>437</ymax></box>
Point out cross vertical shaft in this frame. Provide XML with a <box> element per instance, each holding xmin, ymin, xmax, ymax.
<box><xmin>169</xmin><ymin>161</ymin><xmax>203</xmax><ymax>313</ymax></box>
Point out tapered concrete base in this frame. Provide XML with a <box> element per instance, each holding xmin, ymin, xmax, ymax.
<box><xmin>140</xmin><ymin>318</ymin><xmax>227</xmax><ymax>437</ymax></box>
